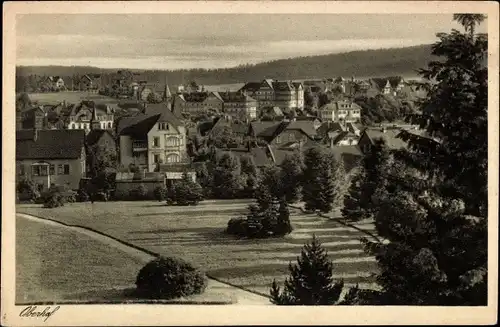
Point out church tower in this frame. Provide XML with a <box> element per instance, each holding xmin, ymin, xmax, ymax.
<box><xmin>90</xmin><ymin>102</ymin><xmax>101</xmax><ymax>130</ymax></box>
<box><xmin>163</xmin><ymin>75</ymin><xmax>172</xmax><ymax>110</ymax></box>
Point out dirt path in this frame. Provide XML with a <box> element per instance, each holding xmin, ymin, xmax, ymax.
<box><xmin>17</xmin><ymin>213</ymin><xmax>271</xmax><ymax>305</ymax></box>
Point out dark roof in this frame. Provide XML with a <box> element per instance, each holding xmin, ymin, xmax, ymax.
<box><xmin>317</xmin><ymin>121</ymin><xmax>345</xmax><ymax>138</ymax></box>
<box><xmin>330</xmin><ymin>145</ymin><xmax>364</xmax><ymax>171</ymax></box>
<box><xmin>144</xmin><ymin>103</ymin><xmax>183</xmax><ymax>128</ymax></box>
<box><xmin>117</xmin><ymin>113</ymin><xmax>162</xmax><ymax>137</ymax></box>
<box><xmin>250</xmin><ymin>121</ymin><xmax>282</xmax><ymax>138</ymax></box>
<box><xmin>285</xmin><ymin>121</ymin><xmax>317</xmax><ymax>138</ymax></box>
<box><xmin>16</xmin><ymin>130</ymin><xmax>85</xmax><ymax>160</ymax></box>
<box><xmin>273</xmin><ymin>81</ymin><xmax>294</xmax><ymax>91</ymax></box>
<box><xmin>239</xmin><ymin>82</ymin><xmax>264</xmax><ymax>93</ymax></box>
<box><xmin>85</xmin><ymin>130</ymin><xmax>114</xmax><ymax>147</ymax></box>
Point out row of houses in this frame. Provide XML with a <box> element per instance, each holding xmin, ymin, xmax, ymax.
<box><xmin>17</xmin><ymin>100</ymin><xmax>115</xmax><ymax>132</ymax></box>
<box><xmin>304</xmin><ymin>75</ymin><xmax>417</xmax><ymax>99</ymax></box>
<box><xmin>15</xmin><ymin>97</ymin><xmax>422</xmax><ymax>193</ymax></box>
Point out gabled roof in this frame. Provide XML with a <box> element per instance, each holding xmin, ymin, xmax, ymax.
<box><xmin>239</xmin><ymin>82</ymin><xmax>262</xmax><ymax>93</ymax></box>
<box><xmin>85</xmin><ymin>129</ymin><xmax>115</xmax><ymax>147</ymax></box>
<box><xmin>250</xmin><ymin>121</ymin><xmax>283</xmax><ymax>138</ymax></box>
<box><xmin>316</xmin><ymin>121</ymin><xmax>345</xmax><ymax>138</ymax></box>
<box><xmin>117</xmin><ymin>113</ymin><xmax>161</xmax><ymax>137</ymax></box>
<box><xmin>362</xmin><ymin>128</ymin><xmax>409</xmax><ymax>150</ymax></box>
<box><xmin>16</xmin><ymin>130</ymin><xmax>85</xmax><ymax>160</ymax></box>
<box><xmin>284</xmin><ymin>121</ymin><xmax>317</xmax><ymax>138</ymax></box>
<box><xmin>144</xmin><ymin>103</ymin><xmax>183</xmax><ymax>129</ymax></box>
<box><xmin>330</xmin><ymin>145</ymin><xmax>363</xmax><ymax>171</ymax></box>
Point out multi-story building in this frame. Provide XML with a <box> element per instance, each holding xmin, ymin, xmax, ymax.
<box><xmin>172</xmin><ymin>91</ymin><xmax>224</xmax><ymax>116</ymax></box>
<box><xmin>318</xmin><ymin>100</ymin><xmax>362</xmax><ymax>123</ymax></box>
<box><xmin>16</xmin><ymin>129</ymin><xmax>87</xmax><ymax>190</ymax></box>
<box><xmin>219</xmin><ymin>91</ymin><xmax>258</xmax><ymax>121</ymax></box>
<box><xmin>239</xmin><ymin>79</ymin><xmax>304</xmax><ymax>111</ymax></box>
<box><xmin>63</xmin><ymin>101</ymin><xmax>115</xmax><ymax>132</ymax></box>
<box><xmin>117</xmin><ymin>104</ymin><xmax>188</xmax><ymax>172</ymax></box>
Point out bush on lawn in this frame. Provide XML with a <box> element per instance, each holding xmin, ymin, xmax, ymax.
<box><xmin>154</xmin><ymin>186</ymin><xmax>168</xmax><ymax>202</ymax></box>
<box><xmin>166</xmin><ymin>173</ymin><xmax>204</xmax><ymax>206</ymax></box>
<box><xmin>226</xmin><ymin>217</ymin><xmax>248</xmax><ymax>236</ymax></box>
<box><xmin>135</xmin><ymin>256</ymin><xmax>207</xmax><ymax>299</ymax></box>
<box><xmin>43</xmin><ymin>192</ymin><xmax>65</xmax><ymax>208</ymax></box>
<box><xmin>129</xmin><ymin>184</ymin><xmax>148</xmax><ymax>200</ymax></box>
<box><xmin>16</xmin><ymin>178</ymin><xmax>40</xmax><ymax>202</ymax></box>
<box><xmin>226</xmin><ymin>201</ymin><xmax>293</xmax><ymax>238</ymax></box>
<box><xmin>76</xmin><ymin>190</ymin><xmax>90</xmax><ymax>202</ymax></box>
<box><xmin>42</xmin><ymin>184</ymin><xmax>75</xmax><ymax>208</ymax></box>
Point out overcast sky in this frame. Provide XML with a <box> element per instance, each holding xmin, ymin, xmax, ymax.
<box><xmin>16</xmin><ymin>14</ymin><xmax>487</xmax><ymax>69</ymax></box>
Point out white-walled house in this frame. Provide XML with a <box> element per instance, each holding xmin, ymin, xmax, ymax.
<box><xmin>318</xmin><ymin>100</ymin><xmax>362</xmax><ymax>123</ymax></box>
<box><xmin>16</xmin><ymin>129</ymin><xmax>86</xmax><ymax>190</ymax></box>
<box><xmin>117</xmin><ymin>104</ymin><xmax>188</xmax><ymax>172</ymax></box>
<box><xmin>63</xmin><ymin>101</ymin><xmax>114</xmax><ymax>132</ymax></box>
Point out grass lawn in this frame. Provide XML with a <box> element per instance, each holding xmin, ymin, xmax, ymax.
<box><xmin>17</xmin><ymin>200</ymin><xmax>380</xmax><ymax>296</ymax></box>
<box><xmin>27</xmin><ymin>92</ymin><xmax>120</xmax><ymax>106</ymax></box>
<box><xmin>16</xmin><ymin>215</ymin><xmax>232</xmax><ymax>304</ymax></box>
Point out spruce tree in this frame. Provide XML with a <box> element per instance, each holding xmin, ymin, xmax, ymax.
<box><xmin>211</xmin><ymin>152</ymin><xmax>243</xmax><ymax>199</ymax></box>
<box><xmin>270</xmin><ymin>235</ymin><xmax>344</xmax><ymax>305</ymax></box>
<box><xmin>302</xmin><ymin>147</ymin><xmax>342</xmax><ymax>213</ymax></box>
<box><xmin>362</xmin><ymin>14</ymin><xmax>488</xmax><ymax>305</ymax></box>
<box><xmin>342</xmin><ymin>138</ymin><xmax>391</xmax><ymax>221</ymax></box>
<box><xmin>280</xmin><ymin>150</ymin><xmax>305</xmax><ymax>203</ymax></box>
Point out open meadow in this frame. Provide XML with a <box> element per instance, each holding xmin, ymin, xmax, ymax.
<box><xmin>17</xmin><ymin>200</ymin><xmax>380</xmax><ymax>297</ymax></box>
<box><xmin>27</xmin><ymin>91</ymin><xmax>120</xmax><ymax>106</ymax></box>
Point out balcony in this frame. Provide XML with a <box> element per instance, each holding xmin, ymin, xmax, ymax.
<box><xmin>132</xmin><ymin>141</ymin><xmax>148</xmax><ymax>152</ymax></box>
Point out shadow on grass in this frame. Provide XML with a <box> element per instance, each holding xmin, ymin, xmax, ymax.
<box><xmin>209</xmin><ymin>261</ymin><xmax>379</xmax><ymax>280</ymax></box>
<box><xmin>229</xmin><ymin>242</ymin><xmax>364</xmax><ymax>253</ymax></box>
<box><xmin>135</xmin><ymin>208</ymin><xmax>246</xmax><ymax>217</ymax></box>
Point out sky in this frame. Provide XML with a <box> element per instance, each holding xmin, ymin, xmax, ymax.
<box><xmin>15</xmin><ymin>14</ymin><xmax>487</xmax><ymax>70</ymax></box>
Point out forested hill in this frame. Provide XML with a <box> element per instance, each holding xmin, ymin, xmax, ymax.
<box><xmin>17</xmin><ymin>44</ymin><xmax>434</xmax><ymax>85</ymax></box>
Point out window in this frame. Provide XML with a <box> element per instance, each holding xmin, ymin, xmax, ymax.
<box><xmin>108</xmin><ymin>122</ymin><xmax>112</xmax><ymax>129</ymax></box>
<box><xmin>166</xmin><ymin>153</ymin><xmax>180</xmax><ymax>163</ymax></box>
<box><xmin>64</xmin><ymin>164</ymin><xmax>70</xmax><ymax>175</ymax></box>
<box><xmin>153</xmin><ymin>137</ymin><xmax>160</xmax><ymax>147</ymax></box>
<box><xmin>154</xmin><ymin>154</ymin><xmax>161</xmax><ymax>164</ymax></box>
<box><xmin>288</xmin><ymin>133</ymin><xmax>295</xmax><ymax>142</ymax></box>
<box><xmin>18</xmin><ymin>164</ymin><xmax>25</xmax><ymax>176</ymax></box>
<box><xmin>275</xmin><ymin>136</ymin><xmax>281</xmax><ymax>144</ymax></box>
<box><xmin>49</xmin><ymin>164</ymin><xmax>55</xmax><ymax>175</ymax></box>
<box><xmin>58</xmin><ymin>164</ymin><xmax>64</xmax><ymax>175</ymax></box>
<box><xmin>159</xmin><ymin>122</ymin><xmax>169</xmax><ymax>130</ymax></box>
<box><xmin>166</xmin><ymin>137</ymin><xmax>179</xmax><ymax>147</ymax></box>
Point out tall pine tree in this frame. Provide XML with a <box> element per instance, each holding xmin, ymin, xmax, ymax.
<box><xmin>270</xmin><ymin>235</ymin><xmax>344</xmax><ymax>305</ymax></box>
<box><xmin>342</xmin><ymin>138</ymin><xmax>391</xmax><ymax>221</ymax></box>
<box><xmin>280</xmin><ymin>150</ymin><xmax>305</xmax><ymax>204</ymax></box>
<box><xmin>302</xmin><ymin>146</ymin><xmax>346</xmax><ymax>213</ymax></box>
<box><xmin>361</xmin><ymin>14</ymin><xmax>488</xmax><ymax>305</ymax></box>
